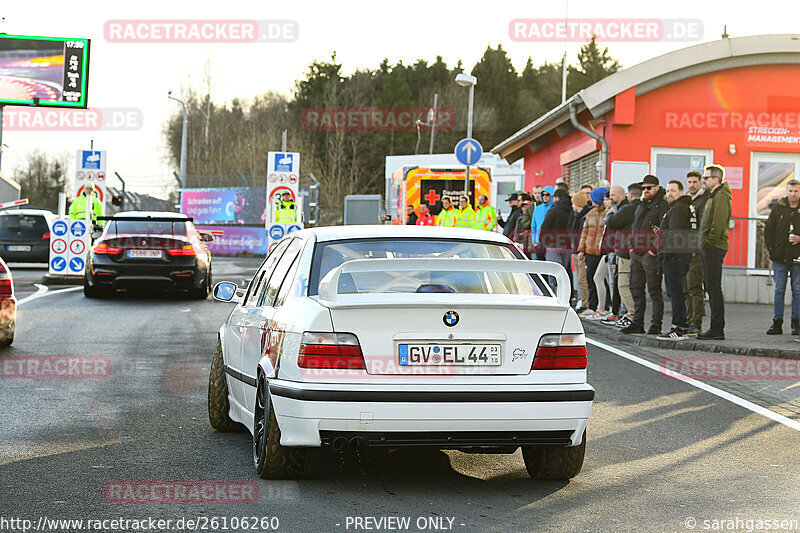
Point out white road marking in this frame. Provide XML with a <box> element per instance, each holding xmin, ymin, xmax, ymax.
<box><xmin>587</xmin><ymin>337</ymin><xmax>800</xmax><ymax>433</ymax></box>
<box><xmin>17</xmin><ymin>284</ymin><xmax>82</xmax><ymax>307</ymax></box>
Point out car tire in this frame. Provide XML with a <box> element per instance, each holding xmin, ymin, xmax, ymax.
<box><xmin>83</xmin><ymin>278</ymin><xmax>105</xmax><ymax>299</ymax></box>
<box><xmin>522</xmin><ymin>430</ymin><xmax>586</xmax><ymax>480</ymax></box>
<box><xmin>207</xmin><ymin>339</ymin><xmax>244</xmax><ymax>432</ymax></box>
<box><xmin>190</xmin><ymin>271</ymin><xmax>210</xmax><ymax>300</ymax></box>
<box><xmin>253</xmin><ymin>375</ymin><xmax>308</xmax><ymax>479</ymax></box>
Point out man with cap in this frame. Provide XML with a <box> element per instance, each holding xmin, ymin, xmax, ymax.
<box><xmin>529</xmin><ymin>186</ymin><xmax>555</xmax><ymax>261</ymax></box>
<box><xmin>621</xmin><ymin>175</ymin><xmax>669</xmax><ymax>335</ymax></box>
<box><xmin>69</xmin><ymin>182</ymin><xmax>104</xmax><ymax>226</ymax></box>
<box><xmin>274</xmin><ymin>192</ymin><xmax>297</xmax><ymax>223</ymax></box>
<box><xmin>497</xmin><ymin>192</ymin><xmax>523</xmax><ymax>239</ymax></box>
<box><xmin>578</xmin><ymin>187</ymin><xmax>610</xmax><ymax>319</ymax></box>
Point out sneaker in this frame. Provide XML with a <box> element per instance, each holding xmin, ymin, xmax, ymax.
<box><xmin>657</xmin><ymin>327</ymin><xmax>688</xmax><ymax>341</ymax></box>
<box><xmin>697</xmin><ymin>330</ymin><xmax>725</xmax><ymax>340</ymax></box>
<box><xmin>578</xmin><ymin>308</ymin><xmax>596</xmax><ymax>318</ymax></box>
<box><xmin>620</xmin><ymin>323</ymin><xmax>645</xmax><ymax>334</ymax></box>
<box><xmin>600</xmin><ymin>315</ymin><xmax>619</xmax><ymax>325</ymax></box>
<box><xmin>686</xmin><ymin>326</ymin><xmax>700</xmax><ymax>337</ymax></box>
<box><xmin>647</xmin><ymin>325</ymin><xmax>661</xmax><ymax>335</ymax></box>
<box><xmin>615</xmin><ymin>316</ymin><xmax>633</xmax><ymax>328</ymax></box>
<box><xmin>586</xmin><ymin>310</ymin><xmax>612</xmax><ymax>321</ymax></box>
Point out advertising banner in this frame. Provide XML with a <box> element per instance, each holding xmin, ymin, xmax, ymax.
<box><xmin>196</xmin><ymin>225</ymin><xmax>268</xmax><ymax>256</ymax></box>
<box><xmin>181</xmin><ymin>188</ymin><xmax>267</xmax><ymax>225</ymax></box>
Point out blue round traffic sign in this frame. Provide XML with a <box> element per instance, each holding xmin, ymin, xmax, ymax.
<box><xmin>52</xmin><ymin>220</ymin><xmax>68</xmax><ymax>236</ymax></box>
<box><xmin>50</xmin><ymin>256</ymin><xmax>66</xmax><ymax>272</ymax></box>
<box><xmin>455</xmin><ymin>138</ymin><xmax>483</xmax><ymax>166</ymax></box>
<box><xmin>268</xmin><ymin>224</ymin><xmax>285</xmax><ymax>240</ymax></box>
<box><xmin>287</xmin><ymin>224</ymin><xmax>302</xmax><ymax>234</ymax></box>
<box><xmin>70</xmin><ymin>220</ymin><xmax>87</xmax><ymax>237</ymax></box>
<box><xmin>69</xmin><ymin>257</ymin><xmax>85</xmax><ymax>272</ymax></box>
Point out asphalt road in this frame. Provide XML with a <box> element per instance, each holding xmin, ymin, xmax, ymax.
<box><xmin>0</xmin><ymin>258</ymin><xmax>798</xmax><ymax>533</ymax></box>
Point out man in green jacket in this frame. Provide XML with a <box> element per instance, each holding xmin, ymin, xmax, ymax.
<box><xmin>697</xmin><ymin>164</ymin><xmax>732</xmax><ymax>340</ymax></box>
<box><xmin>68</xmin><ymin>182</ymin><xmax>104</xmax><ymax>226</ymax></box>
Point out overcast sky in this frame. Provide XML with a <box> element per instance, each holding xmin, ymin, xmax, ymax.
<box><xmin>1</xmin><ymin>0</ymin><xmax>798</xmax><ymax>198</ymax></box>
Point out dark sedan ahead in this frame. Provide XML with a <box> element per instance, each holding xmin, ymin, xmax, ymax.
<box><xmin>84</xmin><ymin>212</ymin><xmax>213</xmax><ymax>298</ymax></box>
<box><xmin>0</xmin><ymin>209</ymin><xmax>55</xmax><ymax>263</ymax></box>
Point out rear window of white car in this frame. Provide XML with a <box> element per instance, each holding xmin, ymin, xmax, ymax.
<box><xmin>308</xmin><ymin>238</ymin><xmax>543</xmax><ymax>296</ymax></box>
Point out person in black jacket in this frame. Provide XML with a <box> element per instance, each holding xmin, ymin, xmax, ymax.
<box><xmin>621</xmin><ymin>175</ymin><xmax>669</xmax><ymax>335</ymax></box>
<box><xmin>602</xmin><ymin>184</ymin><xmax>641</xmax><ymax>327</ymax></box>
<box><xmin>498</xmin><ymin>193</ymin><xmax>523</xmax><ymax>239</ymax></box>
<box><xmin>683</xmin><ymin>170</ymin><xmax>709</xmax><ymax>335</ymax></box>
<box><xmin>764</xmin><ymin>179</ymin><xmax>800</xmax><ymax>335</ymax></box>
<box><xmin>405</xmin><ymin>205</ymin><xmax>418</xmax><ymax>225</ymax></box>
<box><xmin>570</xmin><ymin>191</ymin><xmax>594</xmax><ymax>313</ymax></box>
<box><xmin>541</xmin><ymin>188</ymin><xmax>573</xmax><ymax>294</ymax></box>
<box><xmin>656</xmin><ymin>180</ymin><xmax>696</xmax><ymax>341</ymax></box>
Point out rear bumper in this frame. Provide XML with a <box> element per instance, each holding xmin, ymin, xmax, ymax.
<box><xmin>0</xmin><ymin>243</ymin><xmax>50</xmax><ymax>262</ymax></box>
<box><xmin>268</xmin><ymin>380</ymin><xmax>593</xmax><ymax>448</ymax></box>
<box><xmin>87</xmin><ymin>258</ymin><xmax>206</xmax><ymax>291</ymax></box>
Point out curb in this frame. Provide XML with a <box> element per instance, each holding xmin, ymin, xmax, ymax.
<box><xmin>582</xmin><ymin>320</ymin><xmax>800</xmax><ymax>359</ymax></box>
<box><xmin>41</xmin><ymin>274</ymin><xmax>82</xmax><ymax>287</ymax></box>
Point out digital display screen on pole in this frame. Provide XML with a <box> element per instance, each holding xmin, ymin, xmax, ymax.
<box><xmin>0</xmin><ymin>34</ymin><xmax>90</xmax><ymax>108</ymax></box>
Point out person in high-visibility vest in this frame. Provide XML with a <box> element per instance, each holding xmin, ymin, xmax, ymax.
<box><xmin>473</xmin><ymin>194</ymin><xmax>497</xmax><ymax>231</ymax></box>
<box><xmin>68</xmin><ymin>182</ymin><xmax>104</xmax><ymax>226</ymax></box>
<box><xmin>435</xmin><ymin>197</ymin><xmax>457</xmax><ymax>227</ymax></box>
<box><xmin>273</xmin><ymin>192</ymin><xmax>297</xmax><ymax>223</ymax></box>
<box><xmin>455</xmin><ymin>196</ymin><xmax>476</xmax><ymax>229</ymax></box>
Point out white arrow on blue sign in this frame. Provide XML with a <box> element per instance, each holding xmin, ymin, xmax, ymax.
<box><xmin>69</xmin><ymin>257</ymin><xmax>85</xmax><ymax>272</ymax></box>
<box><xmin>455</xmin><ymin>138</ymin><xmax>483</xmax><ymax>166</ymax></box>
<box><xmin>51</xmin><ymin>257</ymin><xmax>66</xmax><ymax>272</ymax></box>
<box><xmin>52</xmin><ymin>220</ymin><xmax>68</xmax><ymax>236</ymax></box>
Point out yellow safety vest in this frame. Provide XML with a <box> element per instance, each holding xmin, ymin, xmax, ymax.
<box><xmin>274</xmin><ymin>201</ymin><xmax>296</xmax><ymax>223</ymax></box>
<box><xmin>435</xmin><ymin>207</ymin><xmax>457</xmax><ymax>227</ymax></box>
<box><xmin>473</xmin><ymin>205</ymin><xmax>497</xmax><ymax>231</ymax></box>
<box><xmin>68</xmin><ymin>195</ymin><xmax>104</xmax><ymax>225</ymax></box>
<box><xmin>455</xmin><ymin>206</ymin><xmax>476</xmax><ymax>228</ymax></box>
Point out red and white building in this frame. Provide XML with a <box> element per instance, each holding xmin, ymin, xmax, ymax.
<box><xmin>493</xmin><ymin>34</ymin><xmax>800</xmax><ymax>299</ymax></box>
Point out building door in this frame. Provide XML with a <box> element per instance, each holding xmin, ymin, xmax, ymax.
<box><xmin>749</xmin><ymin>153</ymin><xmax>800</xmax><ymax>269</ymax></box>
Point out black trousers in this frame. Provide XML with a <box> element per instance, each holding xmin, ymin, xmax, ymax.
<box><xmin>702</xmin><ymin>246</ymin><xmax>727</xmax><ymax>333</ymax></box>
<box><xmin>585</xmin><ymin>253</ymin><xmax>602</xmax><ymax>311</ymax></box>
<box><xmin>663</xmin><ymin>257</ymin><xmax>690</xmax><ymax>329</ymax></box>
<box><xmin>630</xmin><ymin>252</ymin><xmax>664</xmax><ymax>328</ymax></box>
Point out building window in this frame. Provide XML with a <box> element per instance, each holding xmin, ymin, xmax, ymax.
<box><xmin>562</xmin><ymin>151</ymin><xmax>599</xmax><ymax>194</ymax></box>
<box><xmin>651</xmin><ymin>147</ymin><xmax>713</xmax><ymax>186</ymax></box>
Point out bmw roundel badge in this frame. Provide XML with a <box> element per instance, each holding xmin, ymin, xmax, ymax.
<box><xmin>443</xmin><ymin>310</ymin><xmax>459</xmax><ymax>327</ymax></box>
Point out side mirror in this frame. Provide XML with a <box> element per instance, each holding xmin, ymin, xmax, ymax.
<box><xmin>213</xmin><ymin>281</ymin><xmax>241</xmax><ymax>303</ymax></box>
<box><xmin>200</xmin><ymin>232</ymin><xmax>214</xmax><ymax>242</ymax></box>
<box><xmin>91</xmin><ymin>230</ymin><xmax>103</xmax><ymax>240</ymax></box>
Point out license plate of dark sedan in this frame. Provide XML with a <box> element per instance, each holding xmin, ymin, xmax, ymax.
<box><xmin>398</xmin><ymin>344</ymin><xmax>501</xmax><ymax>366</ymax></box>
<box><xmin>7</xmin><ymin>245</ymin><xmax>30</xmax><ymax>252</ymax></box>
<box><xmin>127</xmin><ymin>249</ymin><xmax>162</xmax><ymax>258</ymax></box>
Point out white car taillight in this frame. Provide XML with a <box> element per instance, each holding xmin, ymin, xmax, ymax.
<box><xmin>532</xmin><ymin>333</ymin><xmax>587</xmax><ymax>370</ymax></box>
<box><xmin>298</xmin><ymin>332</ymin><xmax>365</xmax><ymax>369</ymax></box>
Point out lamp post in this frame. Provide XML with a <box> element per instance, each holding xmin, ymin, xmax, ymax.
<box><xmin>168</xmin><ymin>91</ymin><xmax>188</xmax><ymax>189</ymax></box>
<box><xmin>455</xmin><ymin>73</ymin><xmax>477</xmax><ymax>197</ymax></box>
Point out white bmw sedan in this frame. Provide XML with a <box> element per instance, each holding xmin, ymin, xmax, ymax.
<box><xmin>209</xmin><ymin>225</ymin><xmax>593</xmax><ymax>480</ymax></box>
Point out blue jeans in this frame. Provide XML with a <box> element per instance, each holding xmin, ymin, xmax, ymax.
<box><xmin>773</xmin><ymin>261</ymin><xmax>800</xmax><ymax>320</ymax></box>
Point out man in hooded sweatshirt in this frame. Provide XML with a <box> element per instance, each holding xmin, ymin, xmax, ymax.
<box><xmin>530</xmin><ymin>186</ymin><xmax>555</xmax><ymax>261</ymax></box>
<box><xmin>697</xmin><ymin>164</ymin><xmax>733</xmax><ymax>340</ymax></box>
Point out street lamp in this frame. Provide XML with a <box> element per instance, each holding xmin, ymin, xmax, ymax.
<box><xmin>455</xmin><ymin>73</ymin><xmax>477</xmax><ymax>196</ymax></box>
<box><xmin>168</xmin><ymin>91</ymin><xmax>188</xmax><ymax>189</ymax></box>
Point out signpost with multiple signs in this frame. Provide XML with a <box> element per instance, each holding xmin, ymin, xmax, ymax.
<box><xmin>266</xmin><ymin>151</ymin><xmax>302</xmax><ymax>252</ymax></box>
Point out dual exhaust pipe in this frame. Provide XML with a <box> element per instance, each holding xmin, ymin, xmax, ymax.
<box><xmin>331</xmin><ymin>436</ymin><xmax>367</xmax><ymax>453</ymax></box>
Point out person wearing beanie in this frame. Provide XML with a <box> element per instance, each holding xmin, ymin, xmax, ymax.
<box><xmin>621</xmin><ymin>175</ymin><xmax>670</xmax><ymax>335</ymax></box>
<box><xmin>570</xmin><ymin>191</ymin><xmax>592</xmax><ymax>313</ymax></box>
<box><xmin>578</xmin><ymin>187</ymin><xmax>610</xmax><ymax>320</ymax></box>
<box><xmin>529</xmin><ymin>186</ymin><xmax>555</xmax><ymax>260</ymax></box>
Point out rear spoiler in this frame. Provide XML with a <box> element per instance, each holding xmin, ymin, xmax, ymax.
<box><xmin>318</xmin><ymin>258</ymin><xmax>571</xmax><ymax>307</ymax></box>
<box><xmin>97</xmin><ymin>216</ymin><xmax>193</xmax><ymax>222</ymax></box>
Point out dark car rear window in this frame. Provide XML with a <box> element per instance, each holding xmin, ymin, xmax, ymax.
<box><xmin>105</xmin><ymin>220</ymin><xmax>188</xmax><ymax>235</ymax></box>
<box><xmin>0</xmin><ymin>215</ymin><xmax>47</xmax><ymax>231</ymax></box>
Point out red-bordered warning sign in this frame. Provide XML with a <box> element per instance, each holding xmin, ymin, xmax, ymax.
<box><xmin>288</xmin><ymin>174</ymin><xmax>298</xmax><ymax>184</ymax></box>
<box><xmin>51</xmin><ymin>239</ymin><xmax>67</xmax><ymax>254</ymax></box>
<box><xmin>97</xmin><ymin>171</ymin><xmax>106</xmax><ymax>181</ymax></box>
<box><xmin>70</xmin><ymin>239</ymin><xmax>86</xmax><ymax>255</ymax></box>
<box><xmin>268</xmin><ymin>173</ymin><xmax>278</xmax><ymax>183</ymax></box>
<box><xmin>76</xmin><ymin>171</ymin><xmax>85</xmax><ymax>181</ymax></box>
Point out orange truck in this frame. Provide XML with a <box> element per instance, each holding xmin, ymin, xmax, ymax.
<box><xmin>389</xmin><ymin>166</ymin><xmax>492</xmax><ymax>225</ymax></box>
